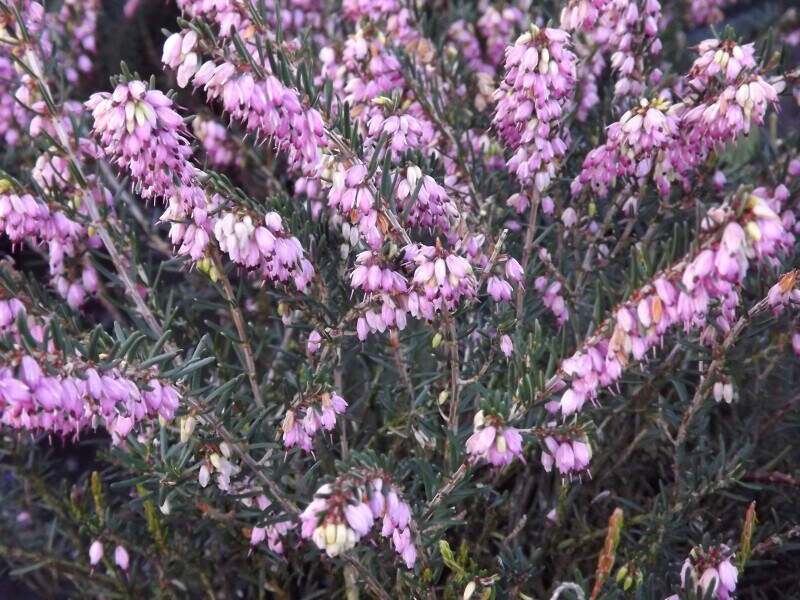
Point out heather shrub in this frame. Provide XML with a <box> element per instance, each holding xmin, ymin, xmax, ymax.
<box><xmin>1</xmin><ymin>0</ymin><xmax>799</xmax><ymax>598</ymax></box>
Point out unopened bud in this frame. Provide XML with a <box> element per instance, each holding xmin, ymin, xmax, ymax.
<box><xmin>179</xmin><ymin>415</ymin><xmax>196</xmax><ymax>443</ymax></box>
<box><xmin>623</xmin><ymin>575</ymin><xmax>633</xmax><ymax>590</ymax></box>
<box><xmin>89</xmin><ymin>540</ymin><xmax>104</xmax><ymax>566</ymax></box>
<box><xmin>432</xmin><ymin>333</ymin><xmax>443</xmax><ymax>348</ymax></box>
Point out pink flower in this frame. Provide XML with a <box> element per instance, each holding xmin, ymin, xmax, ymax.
<box><xmin>500</xmin><ymin>334</ymin><xmax>514</xmax><ymax>358</ymax></box>
<box><xmin>114</xmin><ymin>545</ymin><xmax>129</xmax><ymax>571</ymax></box>
<box><xmin>492</xmin><ymin>25</ymin><xmax>576</xmax><ymax>189</ymax></box>
<box><xmin>89</xmin><ymin>540</ymin><xmax>104</xmax><ymax>566</ymax></box>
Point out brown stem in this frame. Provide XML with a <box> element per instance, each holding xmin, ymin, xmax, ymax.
<box><xmin>425</xmin><ymin>462</ymin><xmax>468</xmax><ymax>515</ymax></box>
<box><xmin>516</xmin><ymin>190</ymin><xmax>541</xmax><ymax>317</ymax></box>
<box><xmin>672</xmin><ymin>292</ymin><xmax>776</xmax><ymax>488</ymax></box>
<box><xmin>445</xmin><ymin>313</ymin><xmax>461</xmax><ymax>434</ymax></box>
<box><xmin>211</xmin><ymin>252</ymin><xmax>264</xmax><ymax>408</ymax></box>
<box><xmin>390</xmin><ymin>329</ymin><xmax>415</xmax><ymax>405</ymax></box>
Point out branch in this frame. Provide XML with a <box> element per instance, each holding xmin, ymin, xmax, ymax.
<box><xmin>672</xmin><ymin>291</ymin><xmax>777</xmax><ymax>488</ymax></box>
<box><xmin>211</xmin><ymin>251</ymin><xmax>265</xmax><ymax>408</ymax></box>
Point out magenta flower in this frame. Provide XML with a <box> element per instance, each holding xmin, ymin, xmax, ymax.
<box><xmin>466</xmin><ymin>411</ymin><xmax>525</xmax><ymax>467</ymax></box>
<box><xmin>281</xmin><ymin>391</ymin><xmax>347</xmax><ymax>452</ymax></box>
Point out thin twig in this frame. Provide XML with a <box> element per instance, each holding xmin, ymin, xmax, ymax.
<box><xmin>389</xmin><ymin>329</ymin><xmax>415</xmax><ymax>405</ymax></box>
<box><xmin>516</xmin><ymin>190</ymin><xmax>540</xmax><ymax>317</ymax></box>
<box><xmin>672</xmin><ymin>292</ymin><xmax>777</xmax><ymax>488</ymax></box>
<box><xmin>211</xmin><ymin>252</ymin><xmax>264</xmax><ymax>408</ymax></box>
<box><xmin>425</xmin><ymin>462</ymin><xmax>468</xmax><ymax>516</ymax></box>
<box><xmin>445</xmin><ymin>313</ymin><xmax>461</xmax><ymax>434</ymax></box>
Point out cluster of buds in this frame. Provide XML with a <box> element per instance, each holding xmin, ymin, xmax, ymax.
<box><xmin>355</xmin><ymin>293</ymin><xmax>410</xmax><ymax>340</ymax></box>
<box><xmin>0</xmin><ymin>180</ymin><xmax>103</xmax><ymax>309</ymax></box>
<box><xmin>164</xmin><ymin>5</ymin><xmax>328</xmax><ymax>177</ymax></box>
<box><xmin>535</xmin><ymin>252</ymin><xmax>570</xmax><ymax>327</ymax></box>
<box><xmin>299</xmin><ymin>469</ymin><xmax>417</xmax><ymax>568</ymax></box>
<box><xmin>465</xmin><ymin>410</ymin><xmax>524</xmax><ymax>467</ymax></box>
<box><xmin>492</xmin><ymin>25</ymin><xmax>577</xmax><ymax>190</ymax></box>
<box><xmin>572</xmin><ymin>96</ymin><xmax>678</xmax><ymax>198</ymax></box>
<box><xmin>161</xmin><ymin>30</ymin><xmax>202</xmax><ymax>89</ymax></box>
<box><xmin>575</xmin><ymin>35</ymin><xmax>780</xmax><ymax>200</ymax></box>
<box><xmin>560</xmin><ymin>0</ymin><xmax>612</xmax><ymax>32</ymax></box>
<box><xmin>212</xmin><ymin>210</ymin><xmax>314</xmax><ymax>292</ymax></box>
<box><xmin>476</xmin><ymin>3</ymin><xmax>526</xmax><ymax>67</ymax></box>
<box><xmin>681</xmin><ymin>74</ymin><xmax>778</xmax><ymax>146</ymax></box>
<box><xmin>350</xmin><ymin>250</ymin><xmax>411</xmax><ymax>339</ymax></box>
<box><xmin>713</xmin><ymin>377</ymin><xmax>736</xmax><ymax>404</ymax></box>
<box><xmin>249</xmin><ymin>518</ymin><xmax>295</xmax><ymax>555</ymax></box>
<box><xmin>192</xmin><ymin>63</ymin><xmax>327</xmax><ymax>177</ymax></box>
<box><xmin>280</xmin><ymin>390</ymin><xmax>348</xmax><ymax>452</ymax></box>
<box><xmin>54</xmin><ymin>0</ymin><xmax>99</xmax><ymax>84</ymax></box>
<box><xmin>586</xmin><ymin>0</ymin><xmax>663</xmax><ymax>99</ymax></box>
<box><xmin>686</xmin><ymin>40</ymin><xmax>757</xmax><ymax>91</ymax></box>
<box><xmin>1</xmin><ymin>1</ymin><xmax>98</xmax><ymax>145</ymax></box>
<box><xmin>88</xmin><ymin>541</ymin><xmax>130</xmax><ymax>572</ymax></box>
<box><xmin>350</xmin><ymin>251</ymin><xmax>408</xmax><ymax>295</ymax></box>
<box><xmin>341</xmin><ymin>0</ymin><xmax>418</xmax><ymax>43</ymax></box>
<box><xmin>335</xmin><ymin>27</ymin><xmax>406</xmax><ymax>110</ymax></box>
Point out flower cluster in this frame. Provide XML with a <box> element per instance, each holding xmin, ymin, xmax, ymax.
<box><xmin>477</xmin><ymin>2</ymin><xmax>526</xmax><ymax>67</ymax></box>
<box><xmin>667</xmin><ymin>545</ymin><xmax>738</xmax><ymax>600</ymax></box>
<box><xmin>407</xmin><ymin>244</ymin><xmax>477</xmax><ymax>319</ymax></box>
<box><xmin>0</xmin><ymin>180</ymin><xmax>106</xmax><ymax>309</ymax></box>
<box><xmin>569</xmin><ymin>0</ymin><xmax>662</xmax><ymax>99</ymax></box>
<box><xmin>367</xmin><ymin>111</ymin><xmax>434</xmax><ymax>158</ymax></box>
<box><xmin>192</xmin><ymin>115</ymin><xmax>242</xmax><ymax>169</ymax></box>
<box><xmin>280</xmin><ymin>390</ymin><xmax>347</xmax><ymax>452</ymax></box>
<box><xmin>300</xmin><ymin>470</ymin><xmax>417</xmax><ymax>568</ymax></box>
<box><xmin>326</xmin><ymin>161</ymin><xmax>386</xmax><ymax>249</ymax></box>
<box><xmin>486</xmin><ymin>256</ymin><xmax>524</xmax><ymax>303</ymax></box>
<box><xmin>395</xmin><ymin>166</ymin><xmax>457</xmax><ymax>233</ymax></box>
<box><xmin>465</xmin><ymin>410</ymin><xmax>524</xmax><ymax>467</ymax></box>
<box><xmin>492</xmin><ymin>25</ymin><xmax>577</xmax><ymax>190</ymax></box>
<box><xmin>213</xmin><ymin>210</ymin><xmax>314</xmax><ymax>292</ymax></box>
<box><xmin>551</xmin><ymin>189</ymin><xmax>794</xmax><ymax>424</ymax></box>
<box><xmin>539</xmin><ymin>427</ymin><xmax>592</xmax><ymax>478</ymax></box>
<box><xmin>560</xmin><ymin>0</ymin><xmax>611</xmax><ymax>32</ymax></box>
<box><xmin>86</xmin><ymin>81</ymin><xmax>195</xmax><ymax>201</ymax></box>
<box><xmin>574</xmin><ymin>39</ymin><xmax>779</xmax><ymax>199</ymax></box>
<box><xmin>0</xmin><ymin>313</ymin><xmax>179</xmax><ymax>444</ymax></box>
<box><xmin>174</xmin><ymin>51</ymin><xmax>328</xmax><ymax>177</ymax></box>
